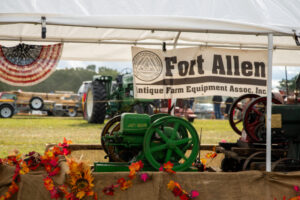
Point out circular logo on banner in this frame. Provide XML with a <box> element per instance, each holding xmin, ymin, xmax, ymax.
<box><xmin>133</xmin><ymin>51</ymin><xmax>163</xmax><ymax>82</ymax></box>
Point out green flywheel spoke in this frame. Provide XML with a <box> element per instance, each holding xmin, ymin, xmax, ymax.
<box><xmin>174</xmin><ymin>137</ymin><xmax>192</xmax><ymax>146</ymax></box>
<box><xmin>150</xmin><ymin>144</ymin><xmax>168</xmax><ymax>153</ymax></box>
<box><xmin>182</xmin><ymin>141</ymin><xmax>193</xmax><ymax>152</ymax></box>
<box><xmin>155</xmin><ymin>128</ymin><xmax>169</xmax><ymax>142</ymax></box>
<box><xmin>165</xmin><ymin>149</ymin><xmax>173</xmax><ymax>162</ymax></box>
<box><xmin>174</xmin><ymin>147</ymin><xmax>188</xmax><ymax>161</ymax></box>
<box><xmin>170</xmin><ymin>122</ymin><xmax>180</xmax><ymax>140</ymax></box>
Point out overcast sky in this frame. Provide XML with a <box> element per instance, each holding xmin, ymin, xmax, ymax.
<box><xmin>58</xmin><ymin>60</ymin><xmax>300</xmax><ymax>89</ymax></box>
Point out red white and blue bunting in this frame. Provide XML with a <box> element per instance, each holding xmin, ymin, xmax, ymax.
<box><xmin>0</xmin><ymin>43</ymin><xmax>63</xmax><ymax>86</ymax></box>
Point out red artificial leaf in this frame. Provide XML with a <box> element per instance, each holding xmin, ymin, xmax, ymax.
<box><xmin>180</xmin><ymin>194</ymin><xmax>190</xmax><ymax>200</ymax></box>
<box><xmin>102</xmin><ymin>185</ymin><xmax>115</xmax><ymax>196</ymax></box>
<box><xmin>50</xmin><ymin>158</ymin><xmax>58</xmax><ymax>167</ymax></box>
<box><xmin>140</xmin><ymin>173</ymin><xmax>149</xmax><ymax>182</ymax></box>
<box><xmin>117</xmin><ymin>178</ymin><xmax>126</xmax><ymax>184</ymax></box>
<box><xmin>45</xmin><ymin>164</ymin><xmax>52</xmax><ymax>172</ymax></box>
<box><xmin>93</xmin><ymin>192</ymin><xmax>98</xmax><ymax>200</ymax></box>
<box><xmin>48</xmin><ymin>167</ymin><xmax>60</xmax><ymax>176</ymax></box>
<box><xmin>172</xmin><ymin>187</ymin><xmax>183</xmax><ymax>197</ymax></box>
<box><xmin>137</xmin><ymin>160</ymin><xmax>144</xmax><ymax>169</ymax></box>
<box><xmin>50</xmin><ymin>189</ymin><xmax>60</xmax><ymax>199</ymax></box>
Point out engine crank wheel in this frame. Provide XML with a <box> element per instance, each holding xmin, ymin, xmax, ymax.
<box><xmin>228</xmin><ymin>94</ymin><xmax>260</xmax><ymax>135</ymax></box>
<box><xmin>101</xmin><ymin>115</ymin><xmax>121</xmax><ymax>154</ymax></box>
<box><xmin>100</xmin><ymin>115</ymin><xmax>129</xmax><ymax>162</ymax></box>
<box><xmin>243</xmin><ymin>97</ymin><xmax>282</xmax><ymax>142</ymax></box>
<box><xmin>143</xmin><ymin>116</ymin><xmax>199</xmax><ymax>171</ymax></box>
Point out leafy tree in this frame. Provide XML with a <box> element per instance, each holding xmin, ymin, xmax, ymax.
<box><xmin>98</xmin><ymin>66</ymin><xmax>119</xmax><ymax>79</ymax></box>
<box><xmin>86</xmin><ymin>64</ymin><xmax>96</xmax><ymax>72</ymax></box>
<box><xmin>277</xmin><ymin>74</ymin><xmax>300</xmax><ymax>95</ymax></box>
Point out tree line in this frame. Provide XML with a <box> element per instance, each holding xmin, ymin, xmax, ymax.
<box><xmin>0</xmin><ymin>65</ymin><xmax>119</xmax><ymax>93</ymax></box>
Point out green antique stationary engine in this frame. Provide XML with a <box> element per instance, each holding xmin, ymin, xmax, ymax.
<box><xmin>95</xmin><ymin>113</ymin><xmax>199</xmax><ymax>172</ymax></box>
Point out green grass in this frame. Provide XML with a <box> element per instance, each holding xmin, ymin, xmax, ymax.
<box><xmin>0</xmin><ymin>116</ymin><xmax>239</xmax><ymax>158</ymax></box>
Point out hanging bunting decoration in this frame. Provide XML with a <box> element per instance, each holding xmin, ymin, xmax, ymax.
<box><xmin>0</xmin><ymin>43</ymin><xmax>63</xmax><ymax>86</ymax></box>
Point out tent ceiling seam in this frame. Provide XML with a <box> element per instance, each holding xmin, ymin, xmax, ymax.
<box><xmin>1</xmin><ymin>37</ymin><xmax>300</xmax><ymax>51</ymax></box>
<box><xmin>0</xmin><ymin>22</ymin><xmax>293</xmax><ymax>36</ymax></box>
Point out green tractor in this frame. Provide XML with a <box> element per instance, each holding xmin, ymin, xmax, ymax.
<box><xmin>84</xmin><ymin>73</ymin><xmax>156</xmax><ymax>124</ymax></box>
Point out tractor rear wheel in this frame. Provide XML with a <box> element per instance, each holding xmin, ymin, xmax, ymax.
<box><xmin>85</xmin><ymin>81</ymin><xmax>107</xmax><ymax>124</ymax></box>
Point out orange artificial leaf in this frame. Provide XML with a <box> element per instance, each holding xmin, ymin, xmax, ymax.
<box><xmin>129</xmin><ymin>162</ymin><xmax>140</xmax><ymax>172</ymax></box>
<box><xmin>174</xmin><ymin>182</ymin><xmax>182</xmax><ymax>191</ymax></box>
<box><xmin>8</xmin><ymin>181</ymin><xmax>19</xmax><ymax>193</ymax></box>
<box><xmin>120</xmin><ymin>180</ymin><xmax>132</xmax><ymax>191</ymax></box>
<box><xmin>64</xmin><ymin>137</ymin><xmax>72</xmax><ymax>145</ymax></box>
<box><xmin>5</xmin><ymin>191</ymin><xmax>11</xmax><ymax>199</ymax></box>
<box><xmin>200</xmin><ymin>159</ymin><xmax>207</xmax><ymax>165</ymax></box>
<box><xmin>206</xmin><ymin>152</ymin><xmax>217</xmax><ymax>159</ymax></box>
<box><xmin>128</xmin><ymin>169</ymin><xmax>136</xmax><ymax>179</ymax></box>
<box><xmin>289</xmin><ymin>197</ymin><xmax>300</xmax><ymax>200</ymax></box>
<box><xmin>20</xmin><ymin>162</ymin><xmax>29</xmax><ymax>174</ymax></box>
<box><xmin>52</xmin><ymin>146</ymin><xmax>62</xmax><ymax>155</ymax></box>
<box><xmin>167</xmin><ymin>180</ymin><xmax>176</xmax><ymax>191</ymax></box>
<box><xmin>76</xmin><ymin>191</ymin><xmax>86</xmax><ymax>199</ymax></box>
<box><xmin>44</xmin><ymin>177</ymin><xmax>54</xmax><ymax>191</ymax></box>
<box><xmin>46</xmin><ymin>150</ymin><xmax>54</xmax><ymax>158</ymax></box>
<box><xmin>164</xmin><ymin>161</ymin><xmax>176</xmax><ymax>174</ymax></box>
<box><xmin>86</xmin><ymin>191</ymin><xmax>94</xmax><ymax>196</ymax></box>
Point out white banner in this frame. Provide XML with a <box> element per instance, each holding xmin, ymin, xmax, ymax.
<box><xmin>132</xmin><ymin>47</ymin><xmax>268</xmax><ymax>99</ymax></box>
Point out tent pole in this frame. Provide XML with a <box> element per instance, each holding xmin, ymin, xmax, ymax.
<box><xmin>266</xmin><ymin>33</ymin><xmax>273</xmax><ymax>172</ymax></box>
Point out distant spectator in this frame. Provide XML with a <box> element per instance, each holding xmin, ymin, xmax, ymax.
<box><xmin>224</xmin><ymin>97</ymin><xmax>234</xmax><ymax>118</ymax></box>
<box><xmin>189</xmin><ymin>98</ymin><xmax>195</xmax><ymax>109</ymax></box>
<box><xmin>212</xmin><ymin>95</ymin><xmax>222</xmax><ymax>119</ymax></box>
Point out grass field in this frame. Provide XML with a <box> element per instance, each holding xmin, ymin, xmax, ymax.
<box><xmin>0</xmin><ymin>115</ymin><xmax>239</xmax><ymax>158</ymax></box>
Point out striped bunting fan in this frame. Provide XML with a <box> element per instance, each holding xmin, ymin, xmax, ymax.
<box><xmin>0</xmin><ymin>43</ymin><xmax>63</xmax><ymax>86</ymax></box>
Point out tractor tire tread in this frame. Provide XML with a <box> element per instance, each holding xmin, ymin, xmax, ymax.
<box><xmin>87</xmin><ymin>81</ymin><xmax>107</xmax><ymax>124</ymax></box>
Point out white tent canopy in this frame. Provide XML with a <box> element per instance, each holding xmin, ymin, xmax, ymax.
<box><xmin>1</xmin><ymin>0</ymin><xmax>300</xmax><ymax>65</ymax></box>
<box><xmin>1</xmin><ymin>0</ymin><xmax>300</xmax><ymax>172</ymax></box>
